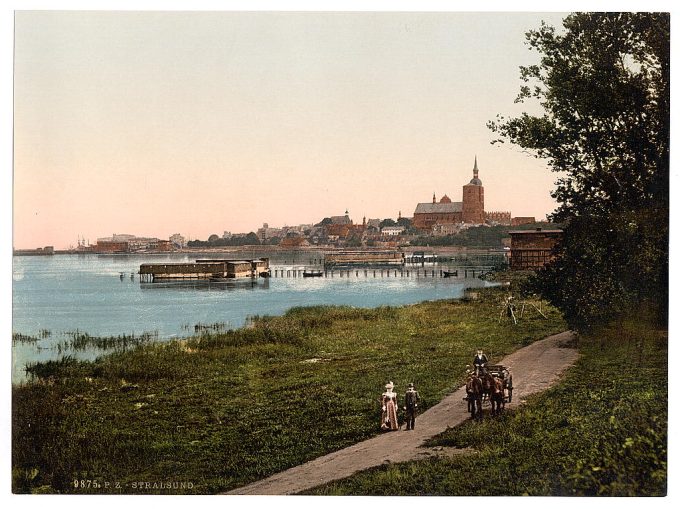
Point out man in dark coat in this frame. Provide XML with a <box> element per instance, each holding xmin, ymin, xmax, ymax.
<box><xmin>473</xmin><ymin>349</ymin><xmax>489</xmax><ymax>375</ymax></box>
<box><xmin>403</xmin><ymin>383</ymin><xmax>420</xmax><ymax>431</ymax></box>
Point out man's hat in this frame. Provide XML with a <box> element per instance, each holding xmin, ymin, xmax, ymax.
<box><xmin>408</xmin><ymin>383</ymin><xmax>414</xmax><ymax>388</ymax></box>
<box><xmin>385</xmin><ymin>382</ymin><xmax>394</xmax><ymax>390</ymax></box>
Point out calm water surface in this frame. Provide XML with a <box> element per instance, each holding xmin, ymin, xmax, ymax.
<box><xmin>12</xmin><ymin>254</ymin><xmax>495</xmax><ymax>383</ymax></box>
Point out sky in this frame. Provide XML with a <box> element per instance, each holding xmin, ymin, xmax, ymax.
<box><xmin>14</xmin><ymin>10</ymin><xmax>571</xmax><ymax>249</ymax></box>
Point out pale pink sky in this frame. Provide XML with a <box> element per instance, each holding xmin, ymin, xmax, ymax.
<box><xmin>13</xmin><ymin>11</ymin><xmax>568</xmax><ymax>249</ymax></box>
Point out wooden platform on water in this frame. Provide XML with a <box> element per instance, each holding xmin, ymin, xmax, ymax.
<box><xmin>139</xmin><ymin>258</ymin><xmax>270</xmax><ymax>282</ymax></box>
<box><xmin>323</xmin><ymin>250</ymin><xmax>404</xmax><ymax>268</ymax></box>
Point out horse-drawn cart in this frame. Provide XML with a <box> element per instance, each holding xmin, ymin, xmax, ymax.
<box><xmin>465</xmin><ymin>363</ymin><xmax>513</xmax><ymax>419</ymax></box>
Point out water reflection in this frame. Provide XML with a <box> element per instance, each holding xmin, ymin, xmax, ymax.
<box><xmin>139</xmin><ymin>278</ymin><xmax>270</xmax><ymax>292</ymax></box>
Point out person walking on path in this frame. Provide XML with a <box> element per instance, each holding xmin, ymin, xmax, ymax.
<box><xmin>403</xmin><ymin>383</ymin><xmax>420</xmax><ymax>431</ymax></box>
<box><xmin>380</xmin><ymin>382</ymin><xmax>399</xmax><ymax>431</ymax></box>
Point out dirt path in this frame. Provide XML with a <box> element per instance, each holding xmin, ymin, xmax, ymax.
<box><xmin>226</xmin><ymin>331</ymin><xmax>579</xmax><ymax>495</ymax></box>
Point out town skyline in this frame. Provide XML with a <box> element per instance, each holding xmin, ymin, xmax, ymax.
<box><xmin>14</xmin><ymin>11</ymin><xmax>566</xmax><ymax>250</ymax></box>
<box><xmin>17</xmin><ymin>154</ymin><xmax>551</xmax><ymax>251</ymax></box>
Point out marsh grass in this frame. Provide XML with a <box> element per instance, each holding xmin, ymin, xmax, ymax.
<box><xmin>12</xmin><ymin>287</ymin><xmax>566</xmax><ymax>494</ymax></box>
<box><xmin>57</xmin><ymin>330</ymin><xmax>160</xmax><ymax>351</ymax></box>
<box><xmin>306</xmin><ymin>311</ymin><xmax>667</xmax><ymax>496</ymax></box>
<box><xmin>13</xmin><ymin>333</ymin><xmax>39</xmax><ymax>343</ymax></box>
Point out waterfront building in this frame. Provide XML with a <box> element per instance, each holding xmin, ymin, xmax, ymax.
<box><xmin>509</xmin><ymin>228</ymin><xmax>563</xmax><ymax>270</ymax></box>
<box><xmin>93</xmin><ymin>240</ymin><xmax>129</xmax><ymax>253</ymax></box>
<box><xmin>13</xmin><ymin>246</ymin><xmax>55</xmax><ymax>256</ymax></box>
<box><xmin>94</xmin><ymin>234</ymin><xmax>171</xmax><ymax>253</ymax></box>
<box><xmin>169</xmin><ymin>233</ymin><xmax>186</xmax><ymax>248</ymax></box>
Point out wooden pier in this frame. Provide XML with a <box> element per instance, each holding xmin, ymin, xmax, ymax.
<box><xmin>270</xmin><ymin>265</ymin><xmax>495</xmax><ymax>280</ymax></box>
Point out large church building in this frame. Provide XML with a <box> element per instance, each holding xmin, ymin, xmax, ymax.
<box><xmin>412</xmin><ymin>157</ymin><xmax>485</xmax><ymax>230</ymax></box>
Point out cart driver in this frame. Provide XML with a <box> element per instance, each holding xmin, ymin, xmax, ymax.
<box><xmin>473</xmin><ymin>349</ymin><xmax>489</xmax><ymax>376</ymax></box>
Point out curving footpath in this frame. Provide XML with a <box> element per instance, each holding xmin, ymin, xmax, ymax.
<box><xmin>226</xmin><ymin>331</ymin><xmax>579</xmax><ymax>495</ymax></box>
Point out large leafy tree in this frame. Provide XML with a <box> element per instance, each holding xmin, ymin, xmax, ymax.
<box><xmin>489</xmin><ymin>13</ymin><xmax>669</xmax><ymax>331</ymax></box>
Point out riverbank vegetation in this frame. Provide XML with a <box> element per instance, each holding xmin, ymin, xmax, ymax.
<box><xmin>307</xmin><ymin>308</ymin><xmax>667</xmax><ymax>496</ymax></box>
<box><xmin>409</xmin><ymin>222</ymin><xmax>559</xmax><ymax>248</ymax></box>
<box><xmin>12</xmin><ymin>287</ymin><xmax>565</xmax><ymax>494</ymax></box>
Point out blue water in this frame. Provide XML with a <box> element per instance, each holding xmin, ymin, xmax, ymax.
<box><xmin>12</xmin><ymin>253</ymin><xmax>495</xmax><ymax>383</ymax></box>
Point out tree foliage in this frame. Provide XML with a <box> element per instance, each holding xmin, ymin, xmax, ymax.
<box><xmin>187</xmin><ymin>232</ymin><xmax>262</xmax><ymax>247</ymax></box>
<box><xmin>379</xmin><ymin>218</ymin><xmax>397</xmax><ymax>228</ymax></box>
<box><xmin>490</xmin><ymin>13</ymin><xmax>669</xmax><ymax>331</ymax></box>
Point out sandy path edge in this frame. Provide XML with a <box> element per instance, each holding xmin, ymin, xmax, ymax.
<box><xmin>226</xmin><ymin>330</ymin><xmax>579</xmax><ymax>495</ymax></box>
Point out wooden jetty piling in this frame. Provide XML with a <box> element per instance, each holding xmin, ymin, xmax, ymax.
<box><xmin>246</xmin><ymin>261</ymin><xmax>493</xmax><ymax>280</ymax></box>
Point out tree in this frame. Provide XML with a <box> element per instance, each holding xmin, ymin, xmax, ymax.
<box><xmin>207</xmin><ymin>234</ymin><xmax>220</xmax><ymax>244</ymax></box>
<box><xmin>490</xmin><ymin>13</ymin><xmax>669</xmax><ymax>331</ymax></box>
<box><xmin>379</xmin><ymin>218</ymin><xmax>397</xmax><ymax>228</ymax></box>
<box><xmin>489</xmin><ymin>13</ymin><xmax>669</xmax><ymax>220</ymax></box>
<box><xmin>243</xmin><ymin>232</ymin><xmax>260</xmax><ymax>245</ymax></box>
<box><xmin>397</xmin><ymin>217</ymin><xmax>412</xmax><ymax>229</ymax></box>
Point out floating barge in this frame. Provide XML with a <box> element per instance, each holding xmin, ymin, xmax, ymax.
<box><xmin>139</xmin><ymin>258</ymin><xmax>270</xmax><ymax>283</ymax></box>
<box><xmin>323</xmin><ymin>250</ymin><xmax>404</xmax><ymax>269</ymax></box>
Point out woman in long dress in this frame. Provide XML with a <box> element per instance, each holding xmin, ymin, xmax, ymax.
<box><xmin>380</xmin><ymin>382</ymin><xmax>399</xmax><ymax>431</ymax></box>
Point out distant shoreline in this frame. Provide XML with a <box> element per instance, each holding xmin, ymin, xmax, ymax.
<box><xmin>14</xmin><ymin>245</ymin><xmax>507</xmax><ymax>257</ymax></box>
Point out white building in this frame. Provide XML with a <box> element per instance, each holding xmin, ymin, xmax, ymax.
<box><xmin>381</xmin><ymin>226</ymin><xmax>405</xmax><ymax>236</ymax></box>
<box><xmin>169</xmin><ymin>233</ymin><xmax>186</xmax><ymax>248</ymax></box>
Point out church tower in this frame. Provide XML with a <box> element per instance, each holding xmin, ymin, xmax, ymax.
<box><xmin>462</xmin><ymin>156</ymin><xmax>485</xmax><ymax>223</ymax></box>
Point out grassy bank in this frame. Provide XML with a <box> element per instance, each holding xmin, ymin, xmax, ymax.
<box><xmin>12</xmin><ymin>287</ymin><xmax>565</xmax><ymax>494</ymax></box>
<box><xmin>306</xmin><ymin>310</ymin><xmax>667</xmax><ymax>496</ymax></box>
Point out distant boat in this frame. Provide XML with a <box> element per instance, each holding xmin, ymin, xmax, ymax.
<box><xmin>303</xmin><ymin>270</ymin><xmax>323</xmax><ymax>278</ymax></box>
<box><xmin>442</xmin><ymin>270</ymin><xmax>458</xmax><ymax>278</ymax></box>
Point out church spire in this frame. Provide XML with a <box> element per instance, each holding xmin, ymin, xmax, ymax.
<box><xmin>468</xmin><ymin>156</ymin><xmax>482</xmax><ymax>186</ymax></box>
<box><xmin>432</xmin><ymin>192</ymin><xmax>436</xmax><ymax>204</ymax></box>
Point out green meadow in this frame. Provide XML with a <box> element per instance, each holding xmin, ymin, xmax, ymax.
<box><xmin>12</xmin><ymin>287</ymin><xmax>565</xmax><ymax>494</ymax></box>
<box><xmin>307</xmin><ymin>309</ymin><xmax>667</xmax><ymax>496</ymax></box>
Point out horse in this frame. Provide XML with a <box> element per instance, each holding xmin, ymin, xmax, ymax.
<box><xmin>465</xmin><ymin>374</ymin><xmax>475</xmax><ymax>412</ymax></box>
<box><xmin>480</xmin><ymin>371</ymin><xmax>495</xmax><ymax>404</ymax></box>
<box><xmin>466</xmin><ymin>374</ymin><xmax>483</xmax><ymax>420</ymax></box>
<box><xmin>489</xmin><ymin>376</ymin><xmax>505</xmax><ymax>415</ymax></box>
